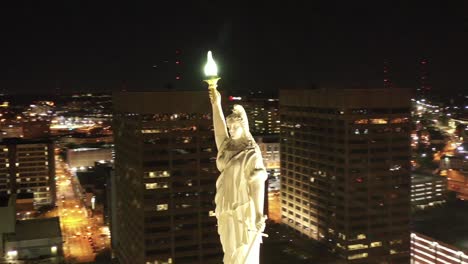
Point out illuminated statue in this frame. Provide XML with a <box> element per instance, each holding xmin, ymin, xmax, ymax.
<box><xmin>205</xmin><ymin>51</ymin><xmax>267</xmax><ymax>264</ymax></box>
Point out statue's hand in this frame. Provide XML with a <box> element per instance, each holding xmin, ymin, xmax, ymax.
<box><xmin>255</xmin><ymin>215</ymin><xmax>267</xmax><ymax>232</ymax></box>
<box><xmin>209</xmin><ymin>88</ymin><xmax>221</xmax><ymax>105</ymax></box>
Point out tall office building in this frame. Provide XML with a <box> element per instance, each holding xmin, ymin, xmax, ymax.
<box><xmin>112</xmin><ymin>92</ymin><xmax>222</xmax><ymax>264</ymax></box>
<box><xmin>280</xmin><ymin>88</ymin><xmax>412</xmax><ymax>263</ymax></box>
<box><xmin>0</xmin><ymin>138</ymin><xmax>55</xmax><ymax>208</ymax></box>
<box><xmin>227</xmin><ymin>96</ymin><xmax>280</xmax><ymax>135</ymax></box>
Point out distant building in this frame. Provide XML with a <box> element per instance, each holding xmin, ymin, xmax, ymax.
<box><xmin>4</xmin><ymin>217</ymin><xmax>63</xmax><ymax>262</ymax></box>
<box><xmin>58</xmin><ymin>133</ymin><xmax>113</xmax><ymax>146</ymax></box>
<box><xmin>227</xmin><ymin>96</ymin><xmax>280</xmax><ymax>135</ymax></box>
<box><xmin>411</xmin><ymin>173</ymin><xmax>447</xmax><ymax>209</ymax></box>
<box><xmin>255</xmin><ymin>136</ymin><xmax>280</xmax><ymax>191</ymax></box>
<box><xmin>0</xmin><ymin>195</ymin><xmax>16</xmax><ymax>257</ymax></box>
<box><xmin>67</xmin><ymin>147</ymin><xmax>113</xmax><ymax>168</ymax></box>
<box><xmin>440</xmin><ymin>155</ymin><xmax>468</xmax><ymax>171</ymax></box>
<box><xmin>76</xmin><ymin>162</ymin><xmax>113</xmax><ymax>220</ymax></box>
<box><xmin>280</xmin><ymin>88</ymin><xmax>412</xmax><ymax>263</ymax></box>
<box><xmin>21</xmin><ymin>119</ymin><xmax>50</xmax><ymax>139</ymax></box>
<box><xmin>15</xmin><ymin>192</ymin><xmax>35</xmax><ymax>219</ymax></box>
<box><xmin>445</xmin><ymin>170</ymin><xmax>468</xmax><ymax>200</ymax></box>
<box><xmin>1</xmin><ymin>195</ymin><xmax>63</xmax><ymax>262</ymax></box>
<box><xmin>112</xmin><ymin>91</ymin><xmax>222</xmax><ymax>264</ymax></box>
<box><xmin>0</xmin><ymin>138</ymin><xmax>55</xmax><ymax>208</ymax></box>
<box><xmin>0</xmin><ymin>126</ymin><xmax>23</xmax><ymax>139</ymax></box>
<box><xmin>411</xmin><ymin>232</ymin><xmax>468</xmax><ymax>264</ymax></box>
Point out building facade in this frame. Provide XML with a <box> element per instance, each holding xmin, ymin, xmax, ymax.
<box><xmin>411</xmin><ymin>232</ymin><xmax>468</xmax><ymax>264</ymax></box>
<box><xmin>0</xmin><ymin>138</ymin><xmax>55</xmax><ymax>208</ymax></box>
<box><xmin>227</xmin><ymin>96</ymin><xmax>280</xmax><ymax>135</ymax></box>
<box><xmin>67</xmin><ymin>147</ymin><xmax>113</xmax><ymax>168</ymax></box>
<box><xmin>411</xmin><ymin>173</ymin><xmax>447</xmax><ymax>209</ymax></box>
<box><xmin>280</xmin><ymin>88</ymin><xmax>412</xmax><ymax>263</ymax></box>
<box><xmin>112</xmin><ymin>92</ymin><xmax>222</xmax><ymax>264</ymax></box>
<box><xmin>4</xmin><ymin>217</ymin><xmax>63</xmax><ymax>262</ymax></box>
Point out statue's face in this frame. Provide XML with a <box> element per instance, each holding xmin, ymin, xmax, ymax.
<box><xmin>228</xmin><ymin>121</ymin><xmax>243</xmax><ymax>140</ymax></box>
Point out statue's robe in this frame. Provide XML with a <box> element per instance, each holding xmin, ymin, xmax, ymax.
<box><xmin>215</xmin><ymin>139</ymin><xmax>267</xmax><ymax>264</ymax></box>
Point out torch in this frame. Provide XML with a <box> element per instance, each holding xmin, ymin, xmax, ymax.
<box><xmin>204</xmin><ymin>51</ymin><xmax>220</xmax><ymax>92</ymax></box>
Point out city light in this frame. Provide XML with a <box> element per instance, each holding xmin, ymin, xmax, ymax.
<box><xmin>6</xmin><ymin>250</ymin><xmax>18</xmax><ymax>258</ymax></box>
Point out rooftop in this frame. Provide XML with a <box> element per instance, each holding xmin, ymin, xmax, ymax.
<box><xmin>413</xmin><ymin>200</ymin><xmax>468</xmax><ymax>251</ymax></box>
<box><xmin>5</xmin><ymin>217</ymin><xmax>62</xmax><ymax>241</ymax></box>
<box><xmin>0</xmin><ymin>137</ymin><xmax>53</xmax><ymax>145</ymax></box>
<box><xmin>411</xmin><ymin>173</ymin><xmax>446</xmax><ymax>184</ymax></box>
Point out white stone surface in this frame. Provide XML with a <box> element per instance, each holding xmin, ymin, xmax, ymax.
<box><xmin>210</xmin><ymin>90</ymin><xmax>267</xmax><ymax>264</ymax></box>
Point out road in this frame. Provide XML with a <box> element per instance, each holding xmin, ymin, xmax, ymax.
<box><xmin>268</xmin><ymin>191</ymin><xmax>281</xmax><ymax>223</ymax></box>
<box><xmin>55</xmin><ymin>155</ymin><xmax>110</xmax><ymax>263</ymax></box>
<box><xmin>446</xmin><ymin>170</ymin><xmax>468</xmax><ymax>200</ymax></box>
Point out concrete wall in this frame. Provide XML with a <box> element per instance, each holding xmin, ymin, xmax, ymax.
<box><xmin>0</xmin><ymin>195</ymin><xmax>16</xmax><ymax>256</ymax></box>
<box><xmin>5</xmin><ymin>237</ymin><xmax>62</xmax><ymax>259</ymax></box>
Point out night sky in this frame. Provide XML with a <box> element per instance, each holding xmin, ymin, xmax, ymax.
<box><xmin>0</xmin><ymin>1</ymin><xmax>467</xmax><ymax>94</ymax></box>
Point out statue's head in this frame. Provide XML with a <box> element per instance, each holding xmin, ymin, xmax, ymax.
<box><xmin>226</xmin><ymin>104</ymin><xmax>250</xmax><ymax>140</ymax></box>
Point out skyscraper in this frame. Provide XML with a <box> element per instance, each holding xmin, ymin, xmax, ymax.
<box><xmin>112</xmin><ymin>91</ymin><xmax>222</xmax><ymax>264</ymax></box>
<box><xmin>0</xmin><ymin>138</ymin><xmax>55</xmax><ymax>209</ymax></box>
<box><xmin>280</xmin><ymin>88</ymin><xmax>412</xmax><ymax>263</ymax></box>
<box><xmin>225</xmin><ymin>95</ymin><xmax>280</xmax><ymax>136</ymax></box>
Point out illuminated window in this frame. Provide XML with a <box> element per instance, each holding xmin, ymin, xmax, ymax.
<box><xmin>370</xmin><ymin>241</ymin><xmax>382</xmax><ymax>247</ymax></box>
<box><xmin>389</xmin><ymin>239</ymin><xmax>402</xmax><ymax>245</ymax></box>
<box><xmin>348</xmin><ymin>253</ymin><xmax>368</xmax><ymax>260</ymax></box>
<box><xmin>370</xmin><ymin>118</ymin><xmax>388</xmax><ymax>124</ymax></box>
<box><xmin>6</xmin><ymin>250</ymin><xmax>18</xmax><ymax>258</ymax></box>
<box><xmin>354</xmin><ymin>119</ymin><xmax>368</xmax><ymax>124</ymax></box>
<box><xmin>390</xmin><ymin>249</ymin><xmax>398</xmax><ymax>254</ymax></box>
<box><xmin>156</xmin><ymin>204</ymin><xmax>168</xmax><ymax>211</ymax></box>
<box><xmin>348</xmin><ymin>244</ymin><xmax>368</xmax><ymax>250</ymax></box>
<box><xmin>145</xmin><ymin>182</ymin><xmax>169</xmax><ymax>189</ymax></box>
<box><xmin>146</xmin><ymin>171</ymin><xmax>170</xmax><ymax>178</ymax></box>
<box><xmin>51</xmin><ymin>246</ymin><xmax>57</xmax><ymax>254</ymax></box>
<box><xmin>3</xmin><ymin>148</ymin><xmax>7</xmax><ymax>152</ymax></box>
<box><xmin>390</xmin><ymin>117</ymin><xmax>409</xmax><ymax>124</ymax></box>
<box><xmin>146</xmin><ymin>183</ymin><xmax>157</xmax><ymax>189</ymax></box>
<box><xmin>141</xmin><ymin>129</ymin><xmax>162</xmax><ymax>134</ymax></box>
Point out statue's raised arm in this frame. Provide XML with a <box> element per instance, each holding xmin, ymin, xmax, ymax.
<box><xmin>209</xmin><ymin>88</ymin><xmax>228</xmax><ymax>150</ymax></box>
<box><xmin>204</xmin><ymin>51</ymin><xmax>228</xmax><ymax>150</ymax></box>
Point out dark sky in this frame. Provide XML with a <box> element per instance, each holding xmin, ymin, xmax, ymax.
<box><xmin>0</xmin><ymin>1</ymin><xmax>467</xmax><ymax>94</ymax></box>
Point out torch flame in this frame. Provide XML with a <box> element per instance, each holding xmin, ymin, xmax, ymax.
<box><xmin>204</xmin><ymin>51</ymin><xmax>218</xmax><ymax>77</ymax></box>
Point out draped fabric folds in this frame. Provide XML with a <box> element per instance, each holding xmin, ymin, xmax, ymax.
<box><xmin>215</xmin><ymin>139</ymin><xmax>267</xmax><ymax>264</ymax></box>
